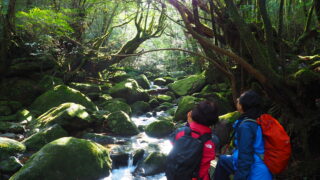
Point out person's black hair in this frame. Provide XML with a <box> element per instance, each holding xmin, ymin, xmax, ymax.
<box><xmin>239</xmin><ymin>90</ymin><xmax>263</xmax><ymax>119</ymax></box>
<box><xmin>191</xmin><ymin>100</ymin><xmax>219</xmax><ymax>126</ymax></box>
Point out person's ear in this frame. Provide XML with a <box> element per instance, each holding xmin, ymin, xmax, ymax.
<box><xmin>187</xmin><ymin>111</ymin><xmax>193</xmax><ymax>123</ymax></box>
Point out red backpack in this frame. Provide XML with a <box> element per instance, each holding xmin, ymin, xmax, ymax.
<box><xmin>256</xmin><ymin>114</ymin><xmax>291</xmax><ymax>174</ymax></box>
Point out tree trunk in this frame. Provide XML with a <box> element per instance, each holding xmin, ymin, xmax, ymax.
<box><xmin>0</xmin><ymin>0</ymin><xmax>16</xmax><ymax>77</ymax></box>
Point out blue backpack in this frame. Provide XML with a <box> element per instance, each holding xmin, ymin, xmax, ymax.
<box><xmin>165</xmin><ymin>127</ymin><xmax>211</xmax><ymax>180</ymax></box>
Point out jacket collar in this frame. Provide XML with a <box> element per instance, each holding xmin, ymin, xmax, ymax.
<box><xmin>189</xmin><ymin>121</ymin><xmax>212</xmax><ymax>134</ymax></box>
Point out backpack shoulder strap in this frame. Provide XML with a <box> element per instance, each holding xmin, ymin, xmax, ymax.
<box><xmin>199</xmin><ymin>133</ymin><xmax>212</xmax><ymax>143</ymax></box>
<box><xmin>240</xmin><ymin>118</ymin><xmax>257</xmax><ymax>125</ymax></box>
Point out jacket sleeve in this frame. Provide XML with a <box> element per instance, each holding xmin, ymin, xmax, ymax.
<box><xmin>234</xmin><ymin>123</ymin><xmax>256</xmax><ymax>180</ymax></box>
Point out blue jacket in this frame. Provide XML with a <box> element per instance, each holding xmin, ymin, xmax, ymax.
<box><xmin>232</xmin><ymin>118</ymin><xmax>272</xmax><ymax>180</ymax></box>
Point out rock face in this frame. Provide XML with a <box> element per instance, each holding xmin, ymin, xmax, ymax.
<box><xmin>174</xmin><ymin>96</ymin><xmax>203</xmax><ymax>121</ymax></box>
<box><xmin>27</xmin><ymin>103</ymin><xmax>92</xmax><ymax>134</ymax></box>
<box><xmin>109</xmin><ymin>79</ymin><xmax>150</xmax><ymax>104</ymax></box>
<box><xmin>131</xmin><ymin>101</ymin><xmax>150</xmax><ymax>115</ymax></box>
<box><xmin>0</xmin><ymin>137</ymin><xmax>26</xmax><ymax>161</ymax></box>
<box><xmin>145</xmin><ymin>120</ymin><xmax>174</xmax><ymax>138</ymax></box>
<box><xmin>9</xmin><ymin>137</ymin><xmax>112</xmax><ymax>180</ymax></box>
<box><xmin>30</xmin><ymin>85</ymin><xmax>98</xmax><ymax>115</ymax></box>
<box><xmin>135</xmin><ymin>152</ymin><xmax>166</xmax><ymax>176</ymax></box>
<box><xmin>133</xmin><ymin>74</ymin><xmax>151</xmax><ymax>89</ymax></box>
<box><xmin>104</xmin><ymin>111</ymin><xmax>139</xmax><ymax>136</ymax></box>
<box><xmin>168</xmin><ymin>73</ymin><xmax>206</xmax><ymax>96</ymax></box>
<box><xmin>102</xmin><ymin>99</ymin><xmax>132</xmax><ymax>115</ymax></box>
<box><xmin>22</xmin><ymin>124</ymin><xmax>68</xmax><ymax>151</ymax></box>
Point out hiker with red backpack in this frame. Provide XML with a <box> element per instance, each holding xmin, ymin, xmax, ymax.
<box><xmin>166</xmin><ymin>100</ymin><xmax>219</xmax><ymax>180</ymax></box>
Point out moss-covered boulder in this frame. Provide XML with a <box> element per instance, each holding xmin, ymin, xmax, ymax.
<box><xmin>163</xmin><ymin>77</ymin><xmax>176</xmax><ymax>84</ymax></box>
<box><xmin>0</xmin><ymin>156</ymin><xmax>22</xmax><ymax>173</ymax></box>
<box><xmin>109</xmin><ymin>71</ymin><xmax>131</xmax><ymax>83</ymax></box>
<box><xmin>131</xmin><ymin>101</ymin><xmax>150</xmax><ymax>115</ymax></box>
<box><xmin>168</xmin><ymin>73</ymin><xmax>206</xmax><ymax>96</ymax></box>
<box><xmin>145</xmin><ymin>120</ymin><xmax>174</xmax><ymax>138</ymax></box>
<box><xmin>0</xmin><ymin>122</ymin><xmax>24</xmax><ymax>133</ymax></box>
<box><xmin>0</xmin><ymin>138</ymin><xmax>26</xmax><ymax>161</ymax></box>
<box><xmin>101</xmin><ymin>99</ymin><xmax>132</xmax><ymax>115</ymax></box>
<box><xmin>148</xmin><ymin>98</ymin><xmax>160</xmax><ymax>108</ymax></box>
<box><xmin>174</xmin><ymin>96</ymin><xmax>203</xmax><ymax>122</ymax></box>
<box><xmin>28</xmin><ymin>103</ymin><xmax>92</xmax><ymax>134</ymax></box>
<box><xmin>69</xmin><ymin>82</ymin><xmax>101</xmax><ymax>94</ymax></box>
<box><xmin>109</xmin><ymin>79</ymin><xmax>150</xmax><ymax>104</ymax></box>
<box><xmin>0</xmin><ymin>78</ymin><xmax>42</xmax><ymax>106</ymax></box>
<box><xmin>219</xmin><ymin>111</ymin><xmax>240</xmax><ymax>123</ymax></box>
<box><xmin>104</xmin><ymin>111</ymin><xmax>139</xmax><ymax>136</ymax></box>
<box><xmin>156</xmin><ymin>95</ymin><xmax>173</xmax><ymax>103</ymax></box>
<box><xmin>22</xmin><ymin>124</ymin><xmax>68</xmax><ymax>151</ymax></box>
<box><xmin>133</xmin><ymin>74</ymin><xmax>151</xmax><ymax>89</ymax></box>
<box><xmin>9</xmin><ymin>137</ymin><xmax>112</xmax><ymax>180</ymax></box>
<box><xmin>30</xmin><ymin>85</ymin><xmax>98</xmax><ymax>115</ymax></box>
<box><xmin>154</xmin><ymin>78</ymin><xmax>167</xmax><ymax>86</ymax></box>
<box><xmin>135</xmin><ymin>152</ymin><xmax>166</xmax><ymax>176</ymax></box>
<box><xmin>155</xmin><ymin>102</ymin><xmax>174</xmax><ymax>111</ymax></box>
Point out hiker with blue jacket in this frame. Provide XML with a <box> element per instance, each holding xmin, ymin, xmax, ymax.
<box><xmin>213</xmin><ymin>90</ymin><xmax>272</xmax><ymax>180</ymax></box>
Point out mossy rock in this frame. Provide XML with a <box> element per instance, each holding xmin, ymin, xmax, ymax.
<box><xmin>0</xmin><ymin>137</ymin><xmax>26</xmax><ymax>161</ymax></box>
<box><xmin>148</xmin><ymin>98</ymin><xmax>160</xmax><ymax>108</ymax></box>
<box><xmin>28</xmin><ymin>103</ymin><xmax>92</xmax><ymax>134</ymax></box>
<box><xmin>9</xmin><ymin>137</ymin><xmax>112</xmax><ymax>180</ymax></box>
<box><xmin>102</xmin><ymin>99</ymin><xmax>132</xmax><ymax>115</ymax></box>
<box><xmin>82</xmin><ymin>133</ymin><xmax>115</xmax><ymax>145</ymax></box>
<box><xmin>0</xmin><ymin>122</ymin><xmax>24</xmax><ymax>133</ymax></box>
<box><xmin>109</xmin><ymin>71</ymin><xmax>132</xmax><ymax>83</ymax></box>
<box><xmin>154</xmin><ymin>78</ymin><xmax>167</xmax><ymax>86</ymax></box>
<box><xmin>38</xmin><ymin>75</ymin><xmax>64</xmax><ymax>91</ymax></box>
<box><xmin>168</xmin><ymin>73</ymin><xmax>206</xmax><ymax>96</ymax></box>
<box><xmin>155</xmin><ymin>102</ymin><xmax>174</xmax><ymax>111</ymax></box>
<box><xmin>109</xmin><ymin>79</ymin><xmax>150</xmax><ymax>104</ymax></box>
<box><xmin>156</xmin><ymin>95</ymin><xmax>172</xmax><ymax>103</ymax></box>
<box><xmin>0</xmin><ymin>156</ymin><xmax>23</xmax><ymax>173</ymax></box>
<box><xmin>22</xmin><ymin>124</ymin><xmax>68</xmax><ymax>151</ymax></box>
<box><xmin>219</xmin><ymin>111</ymin><xmax>240</xmax><ymax>123</ymax></box>
<box><xmin>133</xmin><ymin>74</ymin><xmax>151</xmax><ymax>89</ymax></box>
<box><xmin>131</xmin><ymin>101</ymin><xmax>150</xmax><ymax>115</ymax></box>
<box><xmin>174</xmin><ymin>96</ymin><xmax>203</xmax><ymax>121</ymax></box>
<box><xmin>0</xmin><ymin>78</ymin><xmax>42</xmax><ymax>106</ymax></box>
<box><xmin>104</xmin><ymin>111</ymin><xmax>139</xmax><ymax>136</ymax></box>
<box><xmin>136</xmin><ymin>152</ymin><xmax>167</xmax><ymax>176</ymax></box>
<box><xmin>163</xmin><ymin>77</ymin><xmax>176</xmax><ymax>84</ymax></box>
<box><xmin>69</xmin><ymin>82</ymin><xmax>101</xmax><ymax>94</ymax></box>
<box><xmin>145</xmin><ymin>120</ymin><xmax>174</xmax><ymax>138</ymax></box>
<box><xmin>16</xmin><ymin>109</ymin><xmax>34</xmax><ymax>122</ymax></box>
<box><xmin>30</xmin><ymin>85</ymin><xmax>98</xmax><ymax>115</ymax></box>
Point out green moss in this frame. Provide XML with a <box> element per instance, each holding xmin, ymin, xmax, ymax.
<box><xmin>109</xmin><ymin>79</ymin><xmax>150</xmax><ymax>103</ymax></box>
<box><xmin>131</xmin><ymin>101</ymin><xmax>150</xmax><ymax>115</ymax></box>
<box><xmin>140</xmin><ymin>152</ymin><xmax>166</xmax><ymax>176</ymax></box>
<box><xmin>157</xmin><ymin>95</ymin><xmax>172</xmax><ymax>103</ymax></box>
<box><xmin>145</xmin><ymin>120</ymin><xmax>174</xmax><ymax>138</ymax></box>
<box><xmin>104</xmin><ymin>111</ymin><xmax>139</xmax><ymax>136</ymax></box>
<box><xmin>154</xmin><ymin>78</ymin><xmax>167</xmax><ymax>86</ymax></box>
<box><xmin>0</xmin><ymin>137</ymin><xmax>26</xmax><ymax>160</ymax></box>
<box><xmin>0</xmin><ymin>156</ymin><xmax>23</xmax><ymax>173</ymax></box>
<box><xmin>10</xmin><ymin>137</ymin><xmax>111</xmax><ymax>180</ymax></box>
<box><xmin>174</xmin><ymin>96</ymin><xmax>203</xmax><ymax>121</ymax></box>
<box><xmin>0</xmin><ymin>122</ymin><xmax>24</xmax><ymax>133</ymax></box>
<box><xmin>134</xmin><ymin>74</ymin><xmax>150</xmax><ymax>89</ymax></box>
<box><xmin>69</xmin><ymin>82</ymin><xmax>101</xmax><ymax>94</ymax></box>
<box><xmin>28</xmin><ymin>103</ymin><xmax>92</xmax><ymax>133</ymax></box>
<box><xmin>219</xmin><ymin>111</ymin><xmax>241</xmax><ymax>123</ymax></box>
<box><xmin>168</xmin><ymin>73</ymin><xmax>206</xmax><ymax>96</ymax></box>
<box><xmin>102</xmin><ymin>99</ymin><xmax>132</xmax><ymax>115</ymax></box>
<box><xmin>38</xmin><ymin>75</ymin><xmax>64</xmax><ymax>91</ymax></box>
<box><xmin>22</xmin><ymin>124</ymin><xmax>68</xmax><ymax>151</ymax></box>
<box><xmin>30</xmin><ymin>85</ymin><xmax>98</xmax><ymax>115</ymax></box>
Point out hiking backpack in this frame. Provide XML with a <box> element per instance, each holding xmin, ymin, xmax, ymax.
<box><xmin>165</xmin><ymin>127</ymin><xmax>212</xmax><ymax>180</ymax></box>
<box><xmin>243</xmin><ymin>114</ymin><xmax>291</xmax><ymax>174</ymax></box>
